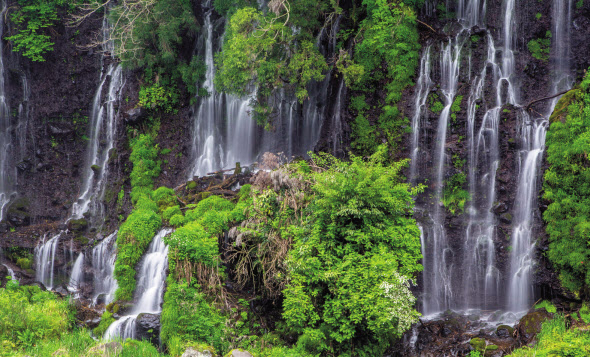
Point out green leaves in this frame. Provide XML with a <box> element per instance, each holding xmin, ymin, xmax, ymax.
<box><xmin>543</xmin><ymin>73</ymin><xmax>590</xmax><ymax>294</ymax></box>
<box><xmin>7</xmin><ymin>0</ymin><xmax>71</xmax><ymax>61</ymax></box>
<box><xmin>281</xmin><ymin>147</ymin><xmax>424</xmax><ymax>355</ymax></box>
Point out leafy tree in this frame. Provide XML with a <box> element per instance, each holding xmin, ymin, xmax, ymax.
<box><xmin>280</xmin><ymin>146</ymin><xmax>423</xmax><ymax>356</ymax></box>
<box><xmin>543</xmin><ymin>73</ymin><xmax>590</xmax><ymax>295</ymax></box>
<box><xmin>7</xmin><ymin>0</ymin><xmax>73</xmax><ymax>61</ymax></box>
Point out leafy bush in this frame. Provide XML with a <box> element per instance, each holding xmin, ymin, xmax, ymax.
<box><xmin>129</xmin><ymin>135</ymin><xmax>160</xmax><ymax>204</ymax></box>
<box><xmin>282</xmin><ymin>146</ymin><xmax>424</xmax><ymax>356</ymax></box>
<box><xmin>508</xmin><ymin>315</ymin><xmax>590</xmax><ymax>356</ymax></box>
<box><xmin>163</xmin><ymin>205</ymin><xmax>182</xmax><ymax>221</ymax></box>
<box><xmin>92</xmin><ymin>310</ymin><xmax>115</xmax><ymax>336</ymax></box>
<box><xmin>0</xmin><ymin>283</ymin><xmax>73</xmax><ymax>349</ymax></box>
<box><xmin>7</xmin><ymin>0</ymin><xmax>73</xmax><ymax>61</ymax></box>
<box><xmin>535</xmin><ymin>300</ymin><xmax>557</xmax><ymax>313</ymax></box>
<box><xmin>543</xmin><ymin>73</ymin><xmax>590</xmax><ymax>294</ymax></box>
<box><xmin>442</xmin><ymin>172</ymin><xmax>470</xmax><ymax>215</ymax></box>
<box><xmin>161</xmin><ymin>281</ymin><xmax>226</xmax><ymax>354</ymax></box>
<box><xmin>528</xmin><ymin>31</ymin><xmax>552</xmax><ymax>61</ymax></box>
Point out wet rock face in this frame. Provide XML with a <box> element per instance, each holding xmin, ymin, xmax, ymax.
<box><xmin>135</xmin><ymin>313</ymin><xmax>161</xmax><ymax>346</ymax></box>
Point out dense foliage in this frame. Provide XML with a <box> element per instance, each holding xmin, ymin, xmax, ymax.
<box><xmin>509</xmin><ymin>315</ymin><xmax>590</xmax><ymax>356</ymax></box>
<box><xmin>114</xmin><ymin>134</ymin><xmax>162</xmax><ymax>301</ymax></box>
<box><xmin>215</xmin><ymin>0</ymin><xmax>334</xmax><ymax>125</ymax></box>
<box><xmin>6</xmin><ymin>0</ymin><xmax>73</xmax><ymax>61</ymax></box>
<box><xmin>342</xmin><ymin>0</ymin><xmax>421</xmax><ymax>155</ymax></box>
<box><xmin>543</xmin><ymin>72</ymin><xmax>590</xmax><ymax>295</ymax></box>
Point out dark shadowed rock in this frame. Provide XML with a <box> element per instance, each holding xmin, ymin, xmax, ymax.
<box><xmin>136</xmin><ymin>313</ymin><xmax>161</xmax><ymax>346</ymax></box>
<box><xmin>48</xmin><ymin>123</ymin><xmax>74</xmax><ymax>135</ymax></box>
<box><xmin>124</xmin><ymin>107</ymin><xmax>147</xmax><ymax>124</ymax></box>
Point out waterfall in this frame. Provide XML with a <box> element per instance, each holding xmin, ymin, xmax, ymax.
<box><xmin>71</xmin><ymin>62</ymin><xmax>124</xmax><ymax>224</ymax></box>
<box><xmin>507</xmin><ymin>0</ymin><xmax>574</xmax><ymax>312</ymax></box>
<box><xmin>104</xmin><ymin>228</ymin><xmax>172</xmax><ymax>340</ymax></box>
<box><xmin>0</xmin><ymin>247</ymin><xmax>17</xmax><ymax>282</ymax></box>
<box><xmin>92</xmin><ymin>231</ymin><xmax>118</xmax><ymax>305</ymax></box>
<box><xmin>190</xmin><ymin>11</ymin><xmax>225</xmax><ymax>177</ymax></box>
<box><xmin>409</xmin><ymin>45</ymin><xmax>433</xmax><ymax>184</ymax></box>
<box><xmin>189</xmin><ymin>7</ymin><xmax>337</xmax><ymax>178</ymax></box>
<box><xmin>34</xmin><ymin>14</ymin><xmax>124</xmax><ymax>291</ymax></box>
<box><xmin>420</xmin><ymin>36</ymin><xmax>464</xmax><ymax>314</ymax></box>
<box><xmin>0</xmin><ymin>0</ymin><xmax>14</xmax><ymax>220</ymax></box>
<box><xmin>35</xmin><ymin>233</ymin><xmax>61</xmax><ymax>289</ymax></box>
<box><xmin>69</xmin><ymin>253</ymin><xmax>85</xmax><ymax>291</ymax></box>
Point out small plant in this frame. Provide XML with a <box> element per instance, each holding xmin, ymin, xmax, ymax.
<box><xmin>528</xmin><ymin>31</ymin><xmax>552</xmax><ymax>61</ymax></box>
<box><xmin>536</xmin><ymin>12</ymin><xmax>542</xmax><ymax>20</ymax></box>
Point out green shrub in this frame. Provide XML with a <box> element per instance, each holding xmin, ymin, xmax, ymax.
<box><xmin>0</xmin><ymin>284</ymin><xmax>73</xmax><ymax>348</ymax></box>
<box><xmin>169</xmin><ymin>214</ymin><xmax>186</xmax><ymax>227</ymax></box>
<box><xmin>92</xmin><ymin>310</ymin><xmax>115</xmax><ymax>336</ymax></box>
<box><xmin>152</xmin><ymin>186</ymin><xmax>177</xmax><ymax>211</ymax></box>
<box><xmin>161</xmin><ymin>281</ymin><xmax>226</xmax><ymax>353</ymax></box>
<box><xmin>509</xmin><ymin>315</ymin><xmax>590</xmax><ymax>356</ymax></box>
<box><xmin>163</xmin><ymin>205</ymin><xmax>182</xmax><ymax>221</ymax></box>
<box><xmin>535</xmin><ymin>300</ymin><xmax>557</xmax><ymax>313</ymax></box>
<box><xmin>6</xmin><ymin>0</ymin><xmax>73</xmax><ymax>61</ymax></box>
<box><xmin>442</xmin><ymin>172</ymin><xmax>470</xmax><ymax>215</ymax></box>
<box><xmin>528</xmin><ymin>31</ymin><xmax>552</xmax><ymax>61</ymax></box>
<box><xmin>543</xmin><ymin>73</ymin><xmax>590</xmax><ymax>294</ymax></box>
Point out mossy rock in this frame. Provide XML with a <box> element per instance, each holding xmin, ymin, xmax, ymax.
<box><xmin>75</xmin><ymin>235</ymin><xmax>89</xmax><ymax>245</ymax></box>
<box><xmin>496</xmin><ymin>324</ymin><xmax>514</xmax><ymax>337</ymax></box>
<box><xmin>187</xmin><ymin>181</ymin><xmax>197</xmax><ymax>190</ymax></box>
<box><xmin>106</xmin><ymin>302</ymin><xmax>120</xmax><ymax>314</ymax></box>
<box><xmin>86</xmin><ymin>341</ymin><xmax>122</xmax><ymax>357</ymax></box>
<box><xmin>470</xmin><ymin>337</ymin><xmax>486</xmax><ymax>352</ymax></box>
<box><xmin>234</xmin><ymin>162</ymin><xmax>242</xmax><ymax>175</ymax></box>
<box><xmin>224</xmin><ymin>349</ymin><xmax>253</xmax><ymax>357</ymax></box>
<box><xmin>517</xmin><ymin>309</ymin><xmax>552</xmax><ymax>339</ymax></box>
<box><xmin>200</xmin><ymin>192</ymin><xmax>211</xmax><ymax>200</ymax></box>
<box><xmin>68</xmin><ymin>218</ymin><xmax>88</xmax><ymax>232</ymax></box>
<box><xmin>549</xmin><ymin>88</ymin><xmax>580</xmax><ymax>123</ymax></box>
<box><xmin>91</xmin><ymin>164</ymin><xmax>102</xmax><ymax>173</ymax></box>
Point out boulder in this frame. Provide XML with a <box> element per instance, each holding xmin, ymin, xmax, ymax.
<box><xmin>135</xmin><ymin>313</ymin><xmax>161</xmax><ymax>346</ymax></box>
<box><xmin>0</xmin><ymin>265</ymin><xmax>9</xmax><ymax>287</ymax></box>
<box><xmin>181</xmin><ymin>347</ymin><xmax>214</xmax><ymax>357</ymax></box>
<box><xmin>496</xmin><ymin>324</ymin><xmax>515</xmax><ymax>338</ymax></box>
<box><xmin>225</xmin><ymin>349</ymin><xmax>253</xmax><ymax>357</ymax></box>
<box><xmin>7</xmin><ymin>198</ymin><xmax>31</xmax><ymax>227</ymax></box>
<box><xmin>516</xmin><ymin>308</ymin><xmax>553</xmax><ymax>342</ymax></box>
<box><xmin>124</xmin><ymin>108</ymin><xmax>147</xmax><ymax>124</ymax></box>
<box><xmin>86</xmin><ymin>341</ymin><xmax>122</xmax><ymax>356</ymax></box>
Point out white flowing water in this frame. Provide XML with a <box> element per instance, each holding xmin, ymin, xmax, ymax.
<box><xmin>92</xmin><ymin>231</ymin><xmax>118</xmax><ymax>305</ymax></box>
<box><xmin>421</xmin><ymin>36</ymin><xmax>464</xmax><ymax>314</ymax></box>
<box><xmin>507</xmin><ymin>0</ymin><xmax>574</xmax><ymax>312</ymax></box>
<box><xmin>0</xmin><ymin>0</ymin><xmax>14</xmax><ymax>220</ymax></box>
<box><xmin>71</xmin><ymin>62</ymin><xmax>124</xmax><ymax>224</ymax></box>
<box><xmin>36</xmin><ymin>15</ymin><xmax>124</xmax><ymax>290</ymax></box>
<box><xmin>68</xmin><ymin>253</ymin><xmax>85</xmax><ymax>291</ymax></box>
<box><xmin>189</xmin><ymin>5</ymin><xmax>337</xmax><ymax>177</ymax></box>
<box><xmin>104</xmin><ymin>228</ymin><xmax>172</xmax><ymax>340</ymax></box>
<box><xmin>35</xmin><ymin>233</ymin><xmax>61</xmax><ymax>289</ymax></box>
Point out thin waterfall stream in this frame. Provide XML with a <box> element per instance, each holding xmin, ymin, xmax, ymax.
<box><xmin>104</xmin><ymin>228</ymin><xmax>172</xmax><ymax>340</ymax></box>
<box><xmin>35</xmin><ymin>15</ymin><xmax>125</xmax><ymax>292</ymax></box>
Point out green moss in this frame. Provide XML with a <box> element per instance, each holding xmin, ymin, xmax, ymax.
<box><xmin>93</xmin><ymin>310</ymin><xmax>115</xmax><ymax>336</ymax></box>
<box><xmin>528</xmin><ymin>31</ymin><xmax>552</xmax><ymax>61</ymax></box>
<box><xmin>470</xmin><ymin>337</ymin><xmax>486</xmax><ymax>352</ymax></box>
<box><xmin>579</xmin><ymin>303</ymin><xmax>590</xmax><ymax>323</ymax></box>
<box><xmin>535</xmin><ymin>300</ymin><xmax>557</xmax><ymax>313</ymax></box>
<box><xmin>549</xmin><ymin>88</ymin><xmax>580</xmax><ymax>123</ymax></box>
<box><xmin>16</xmin><ymin>257</ymin><xmax>31</xmax><ymax>270</ymax></box>
<box><xmin>187</xmin><ymin>181</ymin><xmax>197</xmax><ymax>190</ymax></box>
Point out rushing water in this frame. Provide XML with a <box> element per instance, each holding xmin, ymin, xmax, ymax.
<box><xmin>0</xmin><ymin>0</ymin><xmax>14</xmax><ymax>220</ymax></box>
<box><xmin>92</xmin><ymin>231</ymin><xmax>118</xmax><ymax>305</ymax></box>
<box><xmin>507</xmin><ymin>0</ymin><xmax>574</xmax><ymax>312</ymax></box>
<box><xmin>36</xmin><ymin>15</ymin><xmax>124</xmax><ymax>290</ymax></box>
<box><xmin>104</xmin><ymin>228</ymin><xmax>172</xmax><ymax>340</ymax></box>
<box><xmin>189</xmin><ymin>4</ymin><xmax>341</xmax><ymax>177</ymax></box>
<box><xmin>411</xmin><ymin>0</ymin><xmax>573</xmax><ymax>316</ymax></box>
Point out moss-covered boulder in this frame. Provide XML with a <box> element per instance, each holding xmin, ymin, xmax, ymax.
<box><xmin>470</xmin><ymin>337</ymin><xmax>486</xmax><ymax>352</ymax></box>
<box><xmin>496</xmin><ymin>324</ymin><xmax>514</xmax><ymax>338</ymax></box>
<box><xmin>517</xmin><ymin>309</ymin><xmax>552</xmax><ymax>341</ymax></box>
<box><xmin>6</xmin><ymin>198</ymin><xmax>30</xmax><ymax>226</ymax></box>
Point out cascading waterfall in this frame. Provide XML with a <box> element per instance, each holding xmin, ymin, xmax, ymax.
<box><xmin>421</xmin><ymin>37</ymin><xmax>463</xmax><ymax>314</ymax></box>
<box><xmin>189</xmin><ymin>5</ymin><xmax>338</xmax><ymax>177</ymax></box>
<box><xmin>0</xmin><ymin>0</ymin><xmax>14</xmax><ymax>220</ymax></box>
<box><xmin>507</xmin><ymin>0</ymin><xmax>574</xmax><ymax>312</ymax></box>
<box><xmin>92</xmin><ymin>231</ymin><xmax>118</xmax><ymax>305</ymax></box>
<box><xmin>104</xmin><ymin>228</ymin><xmax>172</xmax><ymax>340</ymax></box>
<box><xmin>190</xmin><ymin>11</ymin><xmax>225</xmax><ymax>177</ymax></box>
<box><xmin>69</xmin><ymin>253</ymin><xmax>85</xmax><ymax>290</ymax></box>
<box><xmin>0</xmin><ymin>247</ymin><xmax>17</xmax><ymax>281</ymax></box>
<box><xmin>71</xmin><ymin>62</ymin><xmax>124</xmax><ymax>223</ymax></box>
<box><xmin>35</xmin><ymin>233</ymin><xmax>61</xmax><ymax>289</ymax></box>
<box><xmin>36</xmin><ymin>15</ymin><xmax>124</xmax><ymax>290</ymax></box>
